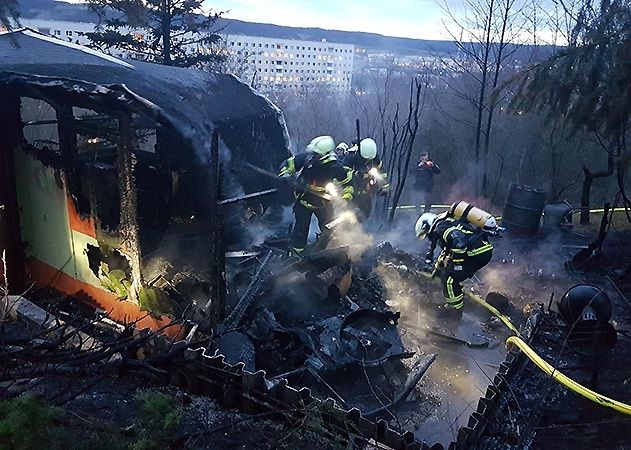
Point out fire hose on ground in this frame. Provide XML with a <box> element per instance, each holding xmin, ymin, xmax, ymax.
<box><xmin>468</xmin><ymin>290</ymin><xmax>631</xmax><ymax>416</ymax></box>
<box><xmin>417</xmin><ymin>270</ymin><xmax>631</xmax><ymax>415</ymax></box>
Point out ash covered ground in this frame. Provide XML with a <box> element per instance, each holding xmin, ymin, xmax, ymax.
<box><xmin>2</xmin><ymin>208</ymin><xmax>631</xmax><ymax>449</ymax></box>
<box><xmin>220</xmin><ymin>207</ymin><xmax>631</xmax><ymax>448</ymax></box>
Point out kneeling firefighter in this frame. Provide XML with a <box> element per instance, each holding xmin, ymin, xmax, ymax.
<box><xmin>279</xmin><ymin>136</ymin><xmax>354</xmax><ymax>255</ymax></box>
<box><xmin>342</xmin><ymin>138</ymin><xmax>389</xmax><ymax>221</ymax></box>
<box><xmin>415</xmin><ymin>202</ymin><xmax>500</xmax><ymax>312</ymax></box>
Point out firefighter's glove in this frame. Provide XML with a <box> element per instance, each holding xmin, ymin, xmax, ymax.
<box><xmin>424</xmin><ymin>252</ymin><xmax>433</xmax><ymax>265</ymax></box>
<box><xmin>436</xmin><ymin>253</ymin><xmax>449</xmax><ymax>269</ymax></box>
<box><xmin>342</xmin><ymin>192</ymin><xmax>353</xmax><ymax>200</ymax></box>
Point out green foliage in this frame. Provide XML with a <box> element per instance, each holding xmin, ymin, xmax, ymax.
<box><xmin>131</xmin><ymin>391</ymin><xmax>182</xmax><ymax>450</ymax></box>
<box><xmin>0</xmin><ymin>394</ymin><xmax>60</xmax><ymax>449</ymax></box>
<box><xmin>0</xmin><ymin>394</ymin><xmax>131</xmax><ymax>450</ymax></box>
<box><xmin>511</xmin><ymin>0</ymin><xmax>631</xmax><ymax>141</ymax></box>
<box><xmin>0</xmin><ymin>392</ymin><xmax>186</xmax><ymax>450</ymax></box>
<box><xmin>138</xmin><ymin>286</ymin><xmax>173</xmax><ymax>318</ymax></box>
<box><xmin>84</xmin><ymin>0</ymin><xmax>225</xmax><ymax>67</ymax></box>
<box><xmin>99</xmin><ymin>262</ymin><xmax>131</xmax><ymax>299</ymax></box>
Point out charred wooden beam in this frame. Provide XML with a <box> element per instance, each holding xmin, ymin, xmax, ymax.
<box><xmin>0</xmin><ymin>90</ymin><xmax>25</xmax><ymax>287</ymax></box>
<box><xmin>117</xmin><ymin>115</ymin><xmax>143</xmax><ymax>302</ymax></box>
<box><xmin>218</xmin><ymin>188</ymin><xmax>278</xmax><ymax>206</ymax></box>
<box><xmin>363</xmin><ymin>353</ymin><xmax>437</xmax><ymax>419</ymax></box>
<box><xmin>208</xmin><ymin>129</ymin><xmax>227</xmax><ymax>323</ymax></box>
<box><xmin>55</xmin><ymin>103</ymin><xmax>78</xmax><ymax>192</ymax></box>
<box><xmin>222</xmin><ymin>251</ymin><xmax>272</xmax><ymax>331</ymax></box>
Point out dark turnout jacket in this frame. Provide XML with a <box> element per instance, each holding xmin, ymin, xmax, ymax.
<box><xmin>414</xmin><ymin>159</ymin><xmax>440</xmax><ymax>191</ymax></box>
<box><xmin>427</xmin><ymin>217</ymin><xmax>493</xmax><ymax>264</ymax></box>
<box><xmin>279</xmin><ymin>151</ymin><xmax>353</xmax><ymax>208</ymax></box>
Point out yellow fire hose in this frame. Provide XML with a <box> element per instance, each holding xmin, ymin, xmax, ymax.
<box><xmin>416</xmin><ymin>269</ymin><xmax>631</xmax><ymax>415</ymax></box>
<box><xmin>465</xmin><ymin>292</ymin><xmax>521</xmax><ymax>335</ymax></box>
<box><xmin>467</xmin><ymin>293</ymin><xmax>631</xmax><ymax>416</ymax></box>
<box><xmin>393</xmin><ymin>205</ymin><xmax>629</xmax><ymax>216</ymax></box>
<box><xmin>505</xmin><ymin>336</ymin><xmax>631</xmax><ymax>415</ymax></box>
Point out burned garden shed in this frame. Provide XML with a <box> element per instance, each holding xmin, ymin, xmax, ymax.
<box><xmin>0</xmin><ymin>29</ymin><xmax>291</xmax><ymax>330</ymax></box>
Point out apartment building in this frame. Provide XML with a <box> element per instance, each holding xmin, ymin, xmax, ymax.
<box><xmin>224</xmin><ymin>35</ymin><xmax>355</xmax><ymax>92</ymax></box>
<box><xmin>17</xmin><ymin>19</ymin><xmax>100</xmax><ymax>45</ymax></box>
<box><xmin>15</xmin><ymin>19</ymin><xmax>355</xmax><ymax>92</ymax></box>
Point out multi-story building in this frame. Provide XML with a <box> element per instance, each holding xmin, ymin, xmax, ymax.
<box><xmin>15</xmin><ymin>19</ymin><xmax>102</xmax><ymax>45</ymax></box>
<box><xmin>223</xmin><ymin>35</ymin><xmax>354</xmax><ymax>92</ymax></box>
<box><xmin>15</xmin><ymin>18</ymin><xmax>355</xmax><ymax>92</ymax></box>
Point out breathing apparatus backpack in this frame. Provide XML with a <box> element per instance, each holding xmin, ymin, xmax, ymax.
<box><xmin>447</xmin><ymin>201</ymin><xmax>500</xmax><ymax>234</ymax></box>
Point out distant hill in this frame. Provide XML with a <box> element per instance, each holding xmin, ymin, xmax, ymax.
<box><xmin>214</xmin><ymin>18</ymin><xmax>456</xmax><ymax>55</ymax></box>
<box><xmin>17</xmin><ymin>0</ymin><xmax>456</xmax><ymax>55</ymax></box>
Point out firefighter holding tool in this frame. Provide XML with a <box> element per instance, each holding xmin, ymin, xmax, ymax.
<box><xmin>278</xmin><ymin>136</ymin><xmax>354</xmax><ymax>256</ymax></box>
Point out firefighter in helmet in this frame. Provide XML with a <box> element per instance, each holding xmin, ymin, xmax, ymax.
<box><xmin>342</xmin><ymin>138</ymin><xmax>389</xmax><ymax>221</ymax></box>
<box><xmin>415</xmin><ymin>211</ymin><xmax>494</xmax><ymax>313</ymax></box>
<box><xmin>279</xmin><ymin>136</ymin><xmax>354</xmax><ymax>255</ymax></box>
<box><xmin>334</xmin><ymin>142</ymin><xmax>349</xmax><ymax>158</ymax></box>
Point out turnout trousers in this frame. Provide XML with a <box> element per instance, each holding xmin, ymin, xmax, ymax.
<box><xmin>289</xmin><ymin>201</ymin><xmax>334</xmax><ymax>251</ymax></box>
<box><xmin>440</xmin><ymin>250</ymin><xmax>492</xmax><ymax>309</ymax></box>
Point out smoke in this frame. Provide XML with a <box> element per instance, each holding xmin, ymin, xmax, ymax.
<box><xmin>475</xmin><ymin>230</ymin><xmax>574</xmax><ymax>312</ymax></box>
<box><xmin>247</xmin><ymin>204</ymin><xmax>293</xmax><ymax>247</ymax></box>
<box><xmin>329</xmin><ymin>205</ymin><xmax>376</xmax><ymax>262</ymax></box>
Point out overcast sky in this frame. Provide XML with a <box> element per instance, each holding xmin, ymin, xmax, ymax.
<box><xmin>209</xmin><ymin>0</ymin><xmax>448</xmax><ymax>40</ymax></box>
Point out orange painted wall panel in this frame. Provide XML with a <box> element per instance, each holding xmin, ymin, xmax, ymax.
<box><xmin>27</xmin><ymin>258</ymin><xmax>179</xmax><ymax>336</ymax></box>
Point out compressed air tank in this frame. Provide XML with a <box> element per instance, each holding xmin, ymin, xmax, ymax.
<box><xmin>449</xmin><ymin>201</ymin><xmax>496</xmax><ymax>230</ymax></box>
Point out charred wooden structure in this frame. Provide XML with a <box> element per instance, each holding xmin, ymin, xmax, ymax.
<box><xmin>0</xmin><ymin>29</ymin><xmax>291</xmax><ymax>330</ymax></box>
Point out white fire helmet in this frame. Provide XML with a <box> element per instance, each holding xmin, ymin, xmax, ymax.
<box><xmin>415</xmin><ymin>212</ymin><xmax>437</xmax><ymax>239</ymax></box>
<box><xmin>359</xmin><ymin>138</ymin><xmax>377</xmax><ymax>160</ymax></box>
<box><xmin>307</xmin><ymin>135</ymin><xmax>335</xmax><ymax>155</ymax></box>
<box><xmin>484</xmin><ymin>216</ymin><xmax>498</xmax><ymax>232</ymax></box>
<box><xmin>336</xmin><ymin>142</ymin><xmax>349</xmax><ymax>152</ymax></box>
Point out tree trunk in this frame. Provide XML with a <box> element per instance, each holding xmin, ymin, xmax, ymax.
<box><xmin>482</xmin><ymin>0</ymin><xmax>511</xmax><ymax>197</ymax></box>
<box><xmin>473</xmin><ymin>0</ymin><xmax>496</xmax><ymax>197</ymax></box>
<box><xmin>580</xmin><ymin>156</ymin><xmax>614</xmax><ymax>224</ymax></box>
<box><xmin>161</xmin><ymin>0</ymin><xmax>172</xmax><ymax>65</ymax></box>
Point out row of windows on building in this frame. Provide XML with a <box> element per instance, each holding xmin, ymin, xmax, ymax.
<box><xmin>261</xmin><ymin>68</ymin><xmax>350</xmax><ymax>75</ymax></box>
<box><xmin>246</xmin><ymin>52</ymin><xmax>349</xmax><ymax>61</ymax></box>
<box><xmin>41</xmin><ymin>28</ymin><xmax>146</xmax><ymax>42</ymax></box>
<box><xmin>229</xmin><ymin>41</ymin><xmax>353</xmax><ymax>53</ymax></box>
<box><xmin>261</xmin><ymin>75</ymin><xmax>349</xmax><ymax>83</ymax></box>
<box><xmin>252</xmin><ymin>60</ymin><xmax>350</xmax><ymax>69</ymax></box>
<box><xmin>48</xmin><ymin>29</ymin><xmax>75</xmax><ymax>37</ymax></box>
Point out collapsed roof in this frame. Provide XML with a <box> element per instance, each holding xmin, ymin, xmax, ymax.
<box><xmin>0</xmin><ymin>28</ymin><xmax>291</xmax><ymax>191</ymax></box>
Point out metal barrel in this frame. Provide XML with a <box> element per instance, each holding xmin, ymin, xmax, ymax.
<box><xmin>542</xmin><ymin>203</ymin><xmax>572</xmax><ymax>232</ymax></box>
<box><xmin>502</xmin><ymin>184</ymin><xmax>546</xmax><ymax>236</ymax></box>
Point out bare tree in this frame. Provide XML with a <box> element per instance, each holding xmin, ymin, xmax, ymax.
<box><xmin>440</xmin><ymin>0</ymin><xmax>528</xmax><ymax>196</ymax></box>
<box><xmin>206</xmin><ymin>35</ymin><xmax>255</xmax><ymax>79</ymax></box>
<box><xmin>379</xmin><ymin>77</ymin><xmax>428</xmax><ymax>223</ymax></box>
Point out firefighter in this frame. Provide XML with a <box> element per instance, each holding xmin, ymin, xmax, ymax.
<box><xmin>334</xmin><ymin>142</ymin><xmax>349</xmax><ymax>157</ymax></box>
<box><xmin>415</xmin><ymin>212</ymin><xmax>494</xmax><ymax>313</ymax></box>
<box><xmin>279</xmin><ymin>136</ymin><xmax>354</xmax><ymax>255</ymax></box>
<box><xmin>342</xmin><ymin>138</ymin><xmax>388</xmax><ymax>221</ymax></box>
